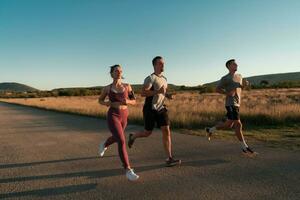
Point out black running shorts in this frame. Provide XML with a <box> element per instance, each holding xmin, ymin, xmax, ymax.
<box><xmin>225</xmin><ymin>106</ymin><xmax>240</xmax><ymax>120</ymax></box>
<box><xmin>143</xmin><ymin>106</ymin><xmax>170</xmax><ymax>131</ymax></box>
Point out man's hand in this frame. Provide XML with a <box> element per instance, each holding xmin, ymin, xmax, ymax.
<box><xmin>242</xmin><ymin>79</ymin><xmax>250</xmax><ymax>89</ymax></box>
<box><xmin>165</xmin><ymin>93</ymin><xmax>175</xmax><ymax>100</ymax></box>
<box><xmin>157</xmin><ymin>86</ymin><xmax>166</xmax><ymax>95</ymax></box>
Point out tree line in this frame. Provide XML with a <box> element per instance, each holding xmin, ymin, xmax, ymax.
<box><xmin>0</xmin><ymin>80</ymin><xmax>299</xmax><ymax>98</ymax></box>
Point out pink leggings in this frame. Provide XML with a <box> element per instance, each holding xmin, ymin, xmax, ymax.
<box><xmin>105</xmin><ymin>107</ymin><xmax>130</xmax><ymax>169</ymax></box>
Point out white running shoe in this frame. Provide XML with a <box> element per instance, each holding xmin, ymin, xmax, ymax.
<box><xmin>99</xmin><ymin>142</ymin><xmax>107</xmax><ymax>157</ymax></box>
<box><xmin>126</xmin><ymin>169</ymin><xmax>139</xmax><ymax>181</ymax></box>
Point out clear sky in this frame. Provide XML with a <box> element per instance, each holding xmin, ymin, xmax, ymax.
<box><xmin>0</xmin><ymin>0</ymin><xmax>299</xmax><ymax>90</ymax></box>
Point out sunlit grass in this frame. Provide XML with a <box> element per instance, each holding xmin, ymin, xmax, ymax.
<box><xmin>1</xmin><ymin>88</ymin><xmax>300</xmax><ymax>128</ymax></box>
<box><xmin>1</xmin><ymin>88</ymin><xmax>299</xmax><ymax>149</ymax></box>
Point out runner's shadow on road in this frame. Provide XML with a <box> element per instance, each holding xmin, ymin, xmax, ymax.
<box><xmin>0</xmin><ymin>164</ymin><xmax>161</xmax><ymax>184</ymax></box>
<box><xmin>0</xmin><ymin>159</ymin><xmax>227</xmax><ymax>198</ymax></box>
<box><xmin>181</xmin><ymin>159</ymin><xmax>229</xmax><ymax>167</ymax></box>
<box><xmin>0</xmin><ymin>183</ymin><xmax>97</xmax><ymax>199</ymax></box>
<box><xmin>0</xmin><ymin>155</ymin><xmax>117</xmax><ymax>169</ymax></box>
<box><xmin>0</xmin><ymin>159</ymin><xmax>227</xmax><ymax>184</ymax></box>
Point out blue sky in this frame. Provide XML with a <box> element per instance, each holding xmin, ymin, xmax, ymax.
<box><xmin>0</xmin><ymin>0</ymin><xmax>299</xmax><ymax>90</ymax></box>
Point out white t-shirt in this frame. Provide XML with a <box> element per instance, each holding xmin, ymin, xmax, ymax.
<box><xmin>144</xmin><ymin>73</ymin><xmax>168</xmax><ymax>111</ymax></box>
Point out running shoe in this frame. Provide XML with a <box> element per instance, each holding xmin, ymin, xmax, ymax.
<box><xmin>128</xmin><ymin>133</ymin><xmax>135</xmax><ymax>148</ymax></box>
<box><xmin>99</xmin><ymin>142</ymin><xmax>107</xmax><ymax>157</ymax></box>
<box><xmin>126</xmin><ymin>169</ymin><xmax>139</xmax><ymax>181</ymax></box>
<box><xmin>166</xmin><ymin>157</ymin><xmax>181</xmax><ymax>167</ymax></box>
<box><xmin>242</xmin><ymin>147</ymin><xmax>258</xmax><ymax>157</ymax></box>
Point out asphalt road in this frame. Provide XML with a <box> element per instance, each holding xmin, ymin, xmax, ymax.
<box><xmin>0</xmin><ymin>102</ymin><xmax>299</xmax><ymax>200</ymax></box>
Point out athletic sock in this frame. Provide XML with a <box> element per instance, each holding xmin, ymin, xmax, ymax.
<box><xmin>240</xmin><ymin>140</ymin><xmax>249</xmax><ymax>150</ymax></box>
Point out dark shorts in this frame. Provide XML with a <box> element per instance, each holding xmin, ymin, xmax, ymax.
<box><xmin>225</xmin><ymin>106</ymin><xmax>240</xmax><ymax>120</ymax></box>
<box><xmin>143</xmin><ymin>106</ymin><xmax>170</xmax><ymax>131</ymax></box>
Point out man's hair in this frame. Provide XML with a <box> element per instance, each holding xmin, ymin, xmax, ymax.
<box><xmin>152</xmin><ymin>56</ymin><xmax>163</xmax><ymax>66</ymax></box>
<box><xmin>225</xmin><ymin>59</ymin><xmax>235</xmax><ymax>68</ymax></box>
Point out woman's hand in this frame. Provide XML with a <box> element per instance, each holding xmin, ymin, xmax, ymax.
<box><xmin>123</xmin><ymin>99</ymin><xmax>136</xmax><ymax>106</ymax></box>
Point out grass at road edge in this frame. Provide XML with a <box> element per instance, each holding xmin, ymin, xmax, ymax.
<box><xmin>1</xmin><ymin>100</ymin><xmax>299</xmax><ymax>150</ymax></box>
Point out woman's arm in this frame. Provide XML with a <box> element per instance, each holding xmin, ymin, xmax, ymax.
<box><xmin>125</xmin><ymin>84</ymin><xmax>136</xmax><ymax>105</ymax></box>
<box><xmin>98</xmin><ymin>86</ymin><xmax>110</xmax><ymax>107</ymax></box>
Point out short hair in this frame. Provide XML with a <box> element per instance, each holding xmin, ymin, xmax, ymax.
<box><xmin>225</xmin><ymin>59</ymin><xmax>235</xmax><ymax>68</ymax></box>
<box><xmin>152</xmin><ymin>56</ymin><xmax>163</xmax><ymax>66</ymax></box>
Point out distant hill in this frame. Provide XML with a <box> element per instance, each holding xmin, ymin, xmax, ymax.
<box><xmin>204</xmin><ymin>72</ymin><xmax>300</xmax><ymax>86</ymax></box>
<box><xmin>52</xmin><ymin>72</ymin><xmax>300</xmax><ymax>95</ymax></box>
<box><xmin>1</xmin><ymin>72</ymin><xmax>299</xmax><ymax>98</ymax></box>
<box><xmin>30</xmin><ymin>71</ymin><xmax>300</xmax><ymax>95</ymax></box>
<box><xmin>0</xmin><ymin>82</ymin><xmax>38</xmax><ymax>92</ymax></box>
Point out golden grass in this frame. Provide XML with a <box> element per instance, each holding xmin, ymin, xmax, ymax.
<box><xmin>1</xmin><ymin>88</ymin><xmax>300</xmax><ymax>129</ymax></box>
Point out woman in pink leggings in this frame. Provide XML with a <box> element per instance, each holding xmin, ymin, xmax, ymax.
<box><xmin>98</xmin><ymin>64</ymin><xmax>139</xmax><ymax>181</ymax></box>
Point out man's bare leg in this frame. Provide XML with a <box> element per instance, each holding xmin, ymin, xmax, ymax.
<box><xmin>161</xmin><ymin>125</ymin><xmax>172</xmax><ymax>158</ymax></box>
<box><xmin>233</xmin><ymin>120</ymin><xmax>245</xmax><ymax>142</ymax></box>
<box><xmin>216</xmin><ymin>120</ymin><xmax>234</xmax><ymax>130</ymax></box>
<box><xmin>161</xmin><ymin>125</ymin><xmax>181</xmax><ymax>166</ymax></box>
<box><xmin>206</xmin><ymin>120</ymin><xmax>234</xmax><ymax>140</ymax></box>
<box><xmin>128</xmin><ymin>130</ymin><xmax>152</xmax><ymax>148</ymax></box>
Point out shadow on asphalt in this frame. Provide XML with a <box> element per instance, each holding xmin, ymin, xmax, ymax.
<box><xmin>0</xmin><ymin>157</ymin><xmax>229</xmax><ymax>199</ymax></box>
<box><xmin>0</xmin><ymin>183</ymin><xmax>98</xmax><ymax>199</ymax></box>
<box><xmin>0</xmin><ymin>156</ymin><xmax>120</xmax><ymax>169</ymax></box>
<box><xmin>0</xmin><ymin>159</ymin><xmax>228</xmax><ymax>185</ymax></box>
<box><xmin>0</xmin><ymin>103</ymin><xmax>230</xmax><ymax>199</ymax></box>
<box><xmin>181</xmin><ymin>159</ymin><xmax>229</xmax><ymax>167</ymax></box>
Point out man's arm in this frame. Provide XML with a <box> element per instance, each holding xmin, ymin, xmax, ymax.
<box><xmin>165</xmin><ymin>92</ymin><xmax>174</xmax><ymax>100</ymax></box>
<box><xmin>216</xmin><ymin>86</ymin><xmax>226</xmax><ymax>94</ymax></box>
<box><xmin>216</xmin><ymin>77</ymin><xmax>235</xmax><ymax>96</ymax></box>
<box><xmin>216</xmin><ymin>78</ymin><xmax>226</xmax><ymax>94</ymax></box>
<box><xmin>216</xmin><ymin>86</ymin><xmax>236</xmax><ymax>96</ymax></box>
<box><xmin>141</xmin><ymin>76</ymin><xmax>165</xmax><ymax>97</ymax></box>
<box><xmin>165</xmin><ymin>85</ymin><xmax>175</xmax><ymax>99</ymax></box>
<box><xmin>141</xmin><ymin>85</ymin><xmax>165</xmax><ymax>97</ymax></box>
<box><xmin>241</xmin><ymin>78</ymin><xmax>250</xmax><ymax>89</ymax></box>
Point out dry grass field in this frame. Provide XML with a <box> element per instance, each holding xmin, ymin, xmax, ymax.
<box><xmin>1</xmin><ymin>88</ymin><xmax>300</xmax><ymax>149</ymax></box>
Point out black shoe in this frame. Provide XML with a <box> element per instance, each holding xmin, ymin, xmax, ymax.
<box><xmin>128</xmin><ymin>133</ymin><xmax>135</xmax><ymax>148</ymax></box>
<box><xmin>242</xmin><ymin>147</ymin><xmax>258</xmax><ymax>157</ymax></box>
<box><xmin>205</xmin><ymin>127</ymin><xmax>213</xmax><ymax>141</ymax></box>
<box><xmin>166</xmin><ymin>157</ymin><xmax>181</xmax><ymax>167</ymax></box>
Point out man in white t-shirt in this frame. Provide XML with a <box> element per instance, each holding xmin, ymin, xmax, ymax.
<box><xmin>128</xmin><ymin>56</ymin><xmax>181</xmax><ymax>167</ymax></box>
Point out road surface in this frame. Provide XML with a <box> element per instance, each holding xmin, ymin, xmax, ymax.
<box><xmin>0</xmin><ymin>102</ymin><xmax>299</xmax><ymax>199</ymax></box>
